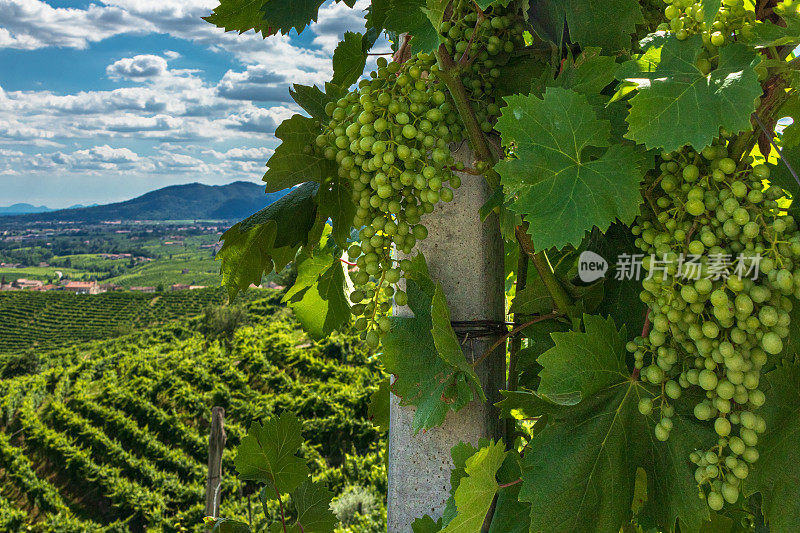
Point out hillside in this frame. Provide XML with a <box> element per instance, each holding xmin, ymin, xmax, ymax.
<box><xmin>0</xmin><ymin>288</ymin><xmax>265</xmax><ymax>353</ymax></box>
<box><xmin>0</xmin><ymin>292</ymin><xmax>385</xmax><ymax>531</ymax></box>
<box><xmin>0</xmin><ymin>182</ymin><xmax>284</xmax><ymax>223</ymax></box>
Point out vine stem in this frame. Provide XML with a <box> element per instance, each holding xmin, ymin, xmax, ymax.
<box><xmin>340</xmin><ymin>258</ymin><xmax>357</xmax><ymax>266</ymax></box>
<box><xmin>471</xmin><ymin>312</ymin><xmax>560</xmax><ymax>370</ymax></box>
<box><xmin>514</xmin><ymin>226</ymin><xmax>574</xmax><ymax>315</ymax></box>
<box><xmin>498</xmin><ymin>478</ymin><xmax>522</xmax><ymax>489</ymax></box>
<box><xmin>435</xmin><ymin>44</ymin><xmax>500</xmax><ymax>187</ymax></box>
<box><xmin>276</xmin><ymin>487</ymin><xmax>288</xmax><ymax>533</ymax></box>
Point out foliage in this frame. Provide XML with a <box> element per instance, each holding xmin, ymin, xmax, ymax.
<box><xmin>0</xmin><ymin>291</ymin><xmax>385</xmax><ymax>530</ymax></box>
<box><xmin>198</xmin><ymin>0</ymin><xmax>800</xmax><ymax>531</ymax></box>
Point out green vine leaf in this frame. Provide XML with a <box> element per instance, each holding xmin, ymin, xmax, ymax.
<box><xmin>204</xmin><ymin>0</ymin><xmax>272</xmax><ymax>36</ymax></box>
<box><xmin>537</xmin><ymin>314</ymin><xmax>628</xmax><ymax>402</ymax></box>
<box><xmin>700</xmin><ymin>0</ymin><xmax>722</xmax><ymax>26</ymax></box>
<box><xmin>211</xmin><ymin>518</ymin><xmax>253</xmax><ymax>532</ymax></box>
<box><xmin>381</xmin><ymin>254</ymin><xmax>484</xmax><ymax>432</ymax></box>
<box><xmin>332</xmin><ymin>32</ymin><xmax>368</xmax><ymax>88</ymax></box>
<box><xmin>234</xmin><ymin>412</ymin><xmax>309</xmax><ymax>497</ymax></box>
<box><xmin>316</xmin><ymin>177</ymin><xmax>356</xmax><ymax>248</ymax></box>
<box><xmin>549</xmin><ymin>48</ymin><xmax>618</xmax><ymax>96</ymax></box>
<box><xmin>519</xmin><ymin>316</ymin><xmax>713</xmax><ymax>532</ymax></box>
<box><xmin>564</xmin><ymin>0</ymin><xmax>643</xmax><ymax>51</ymax></box>
<box><xmin>440</xmin><ymin>441</ymin><xmax>508</xmax><ymax>533</ymax></box>
<box><xmin>264</xmin><ymin>115</ymin><xmax>335</xmax><ymax>193</ymax></box>
<box><xmin>745</xmin><ymin>1</ymin><xmax>800</xmax><ymax>48</ymax></box>
<box><xmin>383</xmin><ymin>0</ymin><xmax>439</xmax><ymax>53</ymax></box>
<box><xmin>368</xmin><ymin>377</ymin><xmax>391</xmax><ymax>432</ymax></box>
<box><xmin>622</xmin><ymin>34</ymin><xmax>762</xmax><ymax>152</ymax></box>
<box><xmin>743</xmin><ymin>360</ymin><xmax>800</xmax><ymax>532</ymax></box>
<box><xmin>260</xmin><ymin>0</ymin><xmax>325</xmax><ymax>35</ymax></box>
<box><xmin>283</xmin><ymin>248</ymin><xmax>351</xmax><ymax>340</ymax></box>
<box><xmin>525</xmin><ymin>0</ymin><xmax>642</xmax><ymax>50</ymax></box>
<box><xmin>412</xmin><ymin>515</ymin><xmax>443</xmax><ymax>533</ymax></box>
<box><xmin>289</xmin><ymin>83</ymin><xmax>348</xmax><ymax>122</ymax></box>
<box><xmin>217</xmin><ymin>182</ymin><xmax>318</xmax><ymax>300</ymax></box>
<box><xmin>496</xmin><ymin>88</ymin><xmax>646</xmax><ymax>251</ymax></box>
<box><xmin>273</xmin><ymin>480</ymin><xmax>337</xmax><ymax>533</ymax></box>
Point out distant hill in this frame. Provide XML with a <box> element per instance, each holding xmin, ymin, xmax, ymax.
<box><xmin>0</xmin><ymin>203</ymin><xmax>53</xmax><ymax>215</ymax></box>
<box><xmin>0</xmin><ymin>182</ymin><xmax>283</xmax><ymax>222</ymax></box>
<box><xmin>0</xmin><ymin>203</ymin><xmax>97</xmax><ymax>216</ymax></box>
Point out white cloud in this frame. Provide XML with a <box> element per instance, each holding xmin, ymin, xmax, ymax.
<box><xmin>107</xmin><ymin>54</ymin><xmax>169</xmax><ymax>80</ymax></box>
<box><xmin>0</xmin><ymin>0</ymin><xmax>141</xmax><ymax>50</ymax></box>
<box><xmin>312</xmin><ymin>0</ymin><xmax>369</xmax><ymax>53</ymax></box>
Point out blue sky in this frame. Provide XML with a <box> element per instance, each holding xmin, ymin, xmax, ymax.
<box><xmin>0</xmin><ymin>0</ymin><xmax>381</xmax><ymax>207</ymax></box>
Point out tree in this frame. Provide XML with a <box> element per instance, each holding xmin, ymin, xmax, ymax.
<box><xmin>203</xmin><ymin>0</ymin><xmax>800</xmax><ymax>531</ymax></box>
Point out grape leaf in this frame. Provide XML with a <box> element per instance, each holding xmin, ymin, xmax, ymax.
<box><xmin>260</xmin><ymin>0</ymin><xmax>326</xmax><ymax>35</ymax></box>
<box><xmin>381</xmin><ymin>254</ymin><xmax>484</xmax><ymax>432</ymax></box>
<box><xmin>204</xmin><ymin>0</ymin><xmax>272</xmax><ymax>36</ymax></box>
<box><xmin>623</xmin><ymin>34</ymin><xmax>762</xmax><ymax>152</ymax></box>
<box><xmin>280</xmin><ymin>481</ymin><xmax>337</xmax><ymax>533</ymax></box>
<box><xmin>519</xmin><ymin>315</ymin><xmax>713</xmax><ymax>533</ymax></box>
<box><xmin>332</xmin><ymin>32</ymin><xmax>367</xmax><ymax>88</ymax></box>
<box><xmin>526</xmin><ymin>0</ymin><xmax>566</xmax><ymax>45</ymax></box>
<box><xmin>289</xmin><ymin>83</ymin><xmax>348</xmax><ymax>122</ymax></box>
<box><xmin>493</xmin><ymin>51</ymin><xmax>549</xmax><ymax>98</ymax></box>
<box><xmin>217</xmin><ymin>182</ymin><xmax>318</xmax><ymax>300</ymax></box>
<box><xmin>316</xmin><ymin>177</ymin><xmax>356</xmax><ymax>248</ymax></box>
<box><xmin>283</xmin><ymin>250</ymin><xmax>351</xmax><ymax>340</ymax></box>
<box><xmin>496</xmin><ymin>88</ymin><xmax>646</xmax><ymax>251</ymax></box>
<box><xmin>588</xmin><ymin>223</ymin><xmax>649</xmax><ymax>340</ymax></box>
<box><xmin>537</xmin><ymin>314</ymin><xmax>628</xmax><ymax>401</ymax></box>
<box><xmin>495</xmin><ymin>389</ymin><xmax>572</xmax><ymax>420</ymax></box>
<box><xmin>431</xmin><ymin>285</ymin><xmax>484</xmax><ymax>401</ymax></box>
<box><xmin>383</xmin><ymin>0</ymin><xmax>439</xmax><ymax>53</ymax></box>
<box><xmin>264</xmin><ymin>115</ymin><xmax>334</xmax><ymax>193</ymax></box>
<box><xmin>745</xmin><ymin>1</ymin><xmax>800</xmax><ymax>48</ymax></box>
<box><xmin>563</xmin><ymin>0</ymin><xmax>643</xmax><ymax>51</ymax></box>
<box><xmin>440</xmin><ymin>441</ymin><xmax>508</xmax><ymax>533</ymax></box>
<box><xmin>550</xmin><ymin>48</ymin><xmax>618</xmax><ymax>96</ymax></box>
<box><xmin>412</xmin><ymin>515</ymin><xmax>443</xmax><ymax>533</ymax></box>
<box><xmin>487</xmin><ymin>453</ymin><xmax>529</xmax><ymax>533</ymax></box>
<box><xmin>743</xmin><ymin>360</ymin><xmax>800</xmax><ymax>532</ymax></box>
<box><xmin>367</xmin><ymin>377</ymin><xmax>390</xmax><ymax>432</ymax></box>
<box><xmin>700</xmin><ymin>0</ymin><xmax>722</xmax><ymax>26</ymax></box>
<box><xmin>235</xmin><ymin>412</ymin><xmax>309</xmax><ymax>497</ymax></box>
<box><xmin>441</xmin><ymin>440</ymin><xmax>485</xmax><ymax>524</ymax></box>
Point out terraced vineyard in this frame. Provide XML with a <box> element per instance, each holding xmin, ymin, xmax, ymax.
<box><xmin>0</xmin><ymin>294</ymin><xmax>385</xmax><ymax>531</ymax></box>
<box><xmin>0</xmin><ymin>288</ymin><xmax>265</xmax><ymax>353</ymax></box>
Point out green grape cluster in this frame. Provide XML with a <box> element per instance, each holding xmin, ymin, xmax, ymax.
<box><xmin>440</xmin><ymin>0</ymin><xmax>527</xmax><ymax>131</ymax></box>
<box><xmin>628</xmin><ymin>138</ymin><xmax>800</xmax><ymax>511</ymax></box>
<box><xmin>317</xmin><ymin>53</ymin><xmax>462</xmax><ymax>347</ymax></box>
<box><xmin>658</xmin><ymin>0</ymin><xmax>755</xmax><ymax>46</ymax></box>
<box><xmin>313</xmin><ymin>2</ymin><xmax>525</xmax><ymax>348</ymax></box>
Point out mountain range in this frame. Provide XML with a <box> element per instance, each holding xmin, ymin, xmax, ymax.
<box><xmin>0</xmin><ymin>203</ymin><xmax>96</xmax><ymax>215</ymax></box>
<box><xmin>0</xmin><ymin>181</ymin><xmax>285</xmax><ymax>222</ymax></box>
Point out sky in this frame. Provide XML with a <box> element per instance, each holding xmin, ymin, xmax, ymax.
<box><xmin>0</xmin><ymin>0</ymin><xmax>382</xmax><ymax>208</ymax></box>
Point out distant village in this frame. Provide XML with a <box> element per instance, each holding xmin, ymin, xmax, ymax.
<box><xmin>0</xmin><ymin>278</ymin><xmax>283</xmax><ymax>294</ymax></box>
<box><xmin>0</xmin><ymin>278</ymin><xmax>210</xmax><ymax>294</ymax></box>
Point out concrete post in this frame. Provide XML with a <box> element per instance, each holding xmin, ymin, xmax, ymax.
<box><xmin>387</xmin><ymin>143</ymin><xmax>506</xmax><ymax>531</ymax></box>
<box><xmin>205</xmin><ymin>406</ymin><xmax>226</xmax><ymax>523</ymax></box>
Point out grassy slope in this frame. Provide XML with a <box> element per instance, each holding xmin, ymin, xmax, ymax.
<box><xmin>0</xmin><ymin>292</ymin><xmax>385</xmax><ymax>531</ymax></box>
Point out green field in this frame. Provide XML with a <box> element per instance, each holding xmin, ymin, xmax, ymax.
<box><xmin>0</xmin><ymin>266</ymin><xmax>101</xmax><ymax>283</ymax></box>
<box><xmin>0</xmin><ymin>292</ymin><xmax>385</xmax><ymax>531</ymax></box>
<box><xmin>0</xmin><ymin>288</ymin><xmax>268</xmax><ymax>352</ymax></box>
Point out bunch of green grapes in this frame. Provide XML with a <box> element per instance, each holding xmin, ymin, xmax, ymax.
<box><xmin>628</xmin><ymin>138</ymin><xmax>800</xmax><ymax>511</ymax></box>
<box><xmin>658</xmin><ymin>0</ymin><xmax>756</xmax><ymax>46</ymax></box>
<box><xmin>318</xmin><ymin>53</ymin><xmax>462</xmax><ymax>348</ymax></box>
<box><xmin>439</xmin><ymin>0</ymin><xmax>526</xmax><ymax>131</ymax></box>
<box><xmin>314</xmin><ymin>3</ymin><xmax>525</xmax><ymax>348</ymax></box>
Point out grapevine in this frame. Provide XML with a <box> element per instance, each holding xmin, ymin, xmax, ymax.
<box><xmin>313</xmin><ymin>1</ymin><xmax>525</xmax><ymax>348</ymax></box>
<box><xmin>201</xmin><ymin>0</ymin><xmax>800</xmax><ymax>530</ymax></box>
